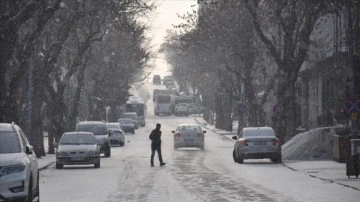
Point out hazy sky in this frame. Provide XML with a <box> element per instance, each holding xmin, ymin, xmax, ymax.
<box><xmin>146</xmin><ymin>0</ymin><xmax>198</xmax><ymax>76</ymax></box>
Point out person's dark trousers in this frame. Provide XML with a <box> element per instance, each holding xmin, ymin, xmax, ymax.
<box><xmin>151</xmin><ymin>142</ymin><xmax>163</xmax><ymax>166</ymax></box>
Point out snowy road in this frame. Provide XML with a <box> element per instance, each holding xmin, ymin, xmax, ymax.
<box><xmin>40</xmin><ymin>83</ymin><xmax>360</xmax><ymax>201</ymax></box>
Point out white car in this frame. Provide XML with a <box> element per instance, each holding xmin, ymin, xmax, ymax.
<box><xmin>56</xmin><ymin>132</ymin><xmax>101</xmax><ymax>169</ymax></box>
<box><xmin>0</xmin><ymin>123</ymin><xmax>39</xmax><ymax>201</ymax></box>
<box><xmin>106</xmin><ymin>123</ymin><xmax>125</xmax><ymax>146</ymax></box>
<box><xmin>172</xmin><ymin>124</ymin><xmax>206</xmax><ymax>150</ymax></box>
<box><xmin>175</xmin><ymin>103</ymin><xmax>189</xmax><ymax>116</ymax></box>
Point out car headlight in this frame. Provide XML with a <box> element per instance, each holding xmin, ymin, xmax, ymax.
<box><xmin>0</xmin><ymin>164</ymin><xmax>26</xmax><ymax>177</ymax></box>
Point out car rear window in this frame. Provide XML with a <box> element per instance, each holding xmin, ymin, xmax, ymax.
<box><xmin>244</xmin><ymin>128</ymin><xmax>275</xmax><ymax>137</ymax></box>
<box><xmin>77</xmin><ymin>124</ymin><xmax>107</xmax><ymax>135</ymax></box>
<box><xmin>178</xmin><ymin>126</ymin><xmax>201</xmax><ymax>132</ymax></box>
<box><xmin>0</xmin><ymin>131</ymin><xmax>22</xmax><ymax>153</ymax></box>
<box><xmin>60</xmin><ymin>134</ymin><xmax>96</xmax><ymax>145</ymax></box>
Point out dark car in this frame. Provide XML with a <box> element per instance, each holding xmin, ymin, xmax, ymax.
<box><xmin>76</xmin><ymin>121</ymin><xmax>111</xmax><ymax>157</ymax></box>
<box><xmin>118</xmin><ymin>118</ymin><xmax>135</xmax><ymax>134</ymax></box>
<box><xmin>153</xmin><ymin>74</ymin><xmax>161</xmax><ymax>84</ymax></box>
<box><xmin>232</xmin><ymin>127</ymin><xmax>282</xmax><ymax>164</ymax></box>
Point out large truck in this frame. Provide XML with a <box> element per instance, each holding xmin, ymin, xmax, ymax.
<box><xmin>153</xmin><ymin>89</ymin><xmax>176</xmax><ymax>102</ymax></box>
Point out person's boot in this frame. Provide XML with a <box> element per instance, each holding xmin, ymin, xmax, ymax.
<box><xmin>160</xmin><ymin>162</ymin><xmax>166</xmax><ymax>166</ymax></box>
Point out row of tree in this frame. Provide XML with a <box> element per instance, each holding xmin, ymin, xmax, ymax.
<box><xmin>0</xmin><ymin>0</ymin><xmax>154</xmax><ymax>156</ymax></box>
<box><xmin>162</xmin><ymin>0</ymin><xmax>355</xmax><ymax>142</ymax></box>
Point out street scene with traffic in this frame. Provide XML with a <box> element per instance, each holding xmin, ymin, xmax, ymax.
<box><xmin>1</xmin><ymin>0</ymin><xmax>360</xmax><ymax>202</ymax></box>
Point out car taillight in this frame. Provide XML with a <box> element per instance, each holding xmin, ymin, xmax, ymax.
<box><xmin>198</xmin><ymin>133</ymin><xmax>204</xmax><ymax>137</ymax></box>
<box><xmin>239</xmin><ymin>139</ymin><xmax>248</xmax><ymax>146</ymax></box>
<box><xmin>175</xmin><ymin>133</ymin><xmax>180</xmax><ymax>137</ymax></box>
<box><xmin>273</xmin><ymin>138</ymin><xmax>280</xmax><ymax>145</ymax></box>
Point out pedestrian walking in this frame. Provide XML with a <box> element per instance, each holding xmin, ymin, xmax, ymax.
<box><xmin>149</xmin><ymin>123</ymin><xmax>166</xmax><ymax>167</ymax></box>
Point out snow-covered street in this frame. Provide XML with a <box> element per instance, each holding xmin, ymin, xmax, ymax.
<box><xmin>39</xmin><ymin>83</ymin><xmax>360</xmax><ymax>202</ymax></box>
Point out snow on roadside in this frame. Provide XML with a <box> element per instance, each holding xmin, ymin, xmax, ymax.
<box><xmin>282</xmin><ymin>127</ymin><xmax>344</xmax><ymax>161</ymax></box>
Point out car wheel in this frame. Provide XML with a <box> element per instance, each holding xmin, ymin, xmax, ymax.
<box><xmin>121</xmin><ymin>141</ymin><xmax>125</xmax><ymax>146</ymax></box>
<box><xmin>232</xmin><ymin>149</ymin><xmax>238</xmax><ymax>163</ymax></box>
<box><xmin>200</xmin><ymin>145</ymin><xmax>204</xmax><ymax>150</ymax></box>
<box><xmin>94</xmin><ymin>160</ymin><xmax>100</xmax><ymax>168</ymax></box>
<box><xmin>132</xmin><ymin>130</ymin><xmax>135</xmax><ymax>134</ymax></box>
<box><xmin>25</xmin><ymin>176</ymin><xmax>33</xmax><ymax>202</ymax></box>
<box><xmin>105</xmin><ymin>146</ymin><xmax>111</xmax><ymax>157</ymax></box>
<box><xmin>237</xmin><ymin>157</ymin><xmax>244</xmax><ymax>164</ymax></box>
<box><xmin>56</xmin><ymin>163</ymin><xmax>63</xmax><ymax>169</ymax></box>
<box><xmin>34</xmin><ymin>172</ymin><xmax>40</xmax><ymax>201</ymax></box>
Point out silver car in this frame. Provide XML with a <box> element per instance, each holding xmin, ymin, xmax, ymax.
<box><xmin>118</xmin><ymin>118</ymin><xmax>135</xmax><ymax>134</ymax></box>
<box><xmin>56</xmin><ymin>132</ymin><xmax>101</xmax><ymax>169</ymax></box>
<box><xmin>0</xmin><ymin>123</ymin><xmax>39</xmax><ymax>201</ymax></box>
<box><xmin>172</xmin><ymin>124</ymin><xmax>206</xmax><ymax>150</ymax></box>
<box><xmin>106</xmin><ymin>123</ymin><xmax>125</xmax><ymax>146</ymax></box>
<box><xmin>232</xmin><ymin>127</ymin><xmax>282</xmax><ymax>164</ymax></box>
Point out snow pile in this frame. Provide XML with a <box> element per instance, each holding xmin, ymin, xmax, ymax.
<box><xmin>282</xmin><ymin>127</ymin><xmax>346</xmax><ymax>161</ymax></box>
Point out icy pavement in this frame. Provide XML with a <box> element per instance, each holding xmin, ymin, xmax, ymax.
<box><xmin>193</xmin><ymin>116</ymin><xmax>360</xmax><ymax>191</ymax></box>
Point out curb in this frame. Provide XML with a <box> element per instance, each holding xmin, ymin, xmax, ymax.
<box><xmin>39</xmin><ymin>162</ymin><xmax>55</xmax><ymax>171</ymax></box>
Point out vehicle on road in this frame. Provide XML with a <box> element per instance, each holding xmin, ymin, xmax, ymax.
<box><xmin>118</xmin><ymin>118</ymin><xmax>135</xmax><ymax>134</ymax></box>
<box><xmin>154</xmin><ymin>94</ymin><xmax>173</xmax><ymax>116</ymax></box>
<box><xmin>172</xmin><ymin>124</ymin><xmax>206</xmax><ymax>150</ymax></box>
<box><xmin>76</xmin><ymin>121</ymin><xmax>111</xmax><ymax>157</ymax></box>
<box><xmin>56</xmin><ymin>132</ymin><xmax>101</xmax><ymax>169</ymax></box>
<box><xmin>0</xmin><ymin>123</ymin><xmax>39</xmax><ymax>202</ymax></box>
<box><xmin>232</xmin><ymin>127</ymin><xmax>282</xmax><ymax>164</ymax></box>
<box><xmin>108</xmin><ymin>129</ymin><xmax>125</xmax><ymax>146</ymax></box>
<box><xmin>120</xmin><ymin>112</ymin><xmax>139</xmax><ymax>129</ymax></box>
<box><xmin>124</xmin><ymin>98</ymin><xmax>146</xmax><ymax>127</ymax></box>
<box><xmin>153</xmin><ymin>74</ymin><xmax>161</xmax><ymax>84</ymax></box>
<box><xmin>175</xmin><ymin>103</ymin><xmax>189</xmax><ymax>116</ymax></box>
<box><xmin>106</xmin><ymin>123</ymin><xmax>125</xmax><ymax>146</ymax></box>
<box><xmin>153</xmin><ymin>89</ymin><xmax>176</xmax><ymax>102</ymax></box>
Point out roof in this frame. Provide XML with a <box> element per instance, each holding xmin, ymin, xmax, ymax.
<box><xmin>77</xmin><ymin>121</ymin><xmax>106</xmax><ymax>125</ymax></box>
<box><xmin>243</xmin><ymin>127</ymin><xmax>274</xmax><ymax>131</ymax></box>
<box><xmin>177</xmin><ymin>123</ymin><xmax>201</xmax><ymax>127</ymax></box>
<box><xmin>63</xmin><ymin>131</ymin><xmax>94</xmax><ymax>136</ymax></box>
<box><xmin>0</xmin><ymin>123</ymin><xmax>18</xmax><ymax>131</ymax></box>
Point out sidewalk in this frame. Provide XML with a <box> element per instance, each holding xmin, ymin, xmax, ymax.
<box><xmin>37</xmin><ymin>134</ymin><xmax>55</xmax><ymax>171</ymax></box>
<box><xmin>193</xmin><ymin>116</ymin><xmax>360</xmax><ymax>191</ymax></box>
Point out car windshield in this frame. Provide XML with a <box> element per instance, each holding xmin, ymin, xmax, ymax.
<box><xmin>0</xmin><ymin>131</ymin><xmax>21</xmax><ymax>153</ymax></box>
<box><xmin>244</xmin><ymin>129</ymin><xmax>275</xmax><ymax>137</ymax></box>
<box><xmin>109</xmin><ymin>130</ymin><xmax>122</xmax><ymax>136</ymax></box>
<box><xmin>119</xmin><ymin>119</ymin><xmax>133</xmax><ymax>124</ymax></box>
<box><xmin>178</xmin><ymin>125</ymin><xmax>201</xmax><ymax>132</ymax></box>
<box><xmin>60</xmin><ymin>134</ymin><xmax>96</xmax><ymax>145</ymax></box>
<box><xmin>77</xmin><ymin>124</ymin><xmax>107</xmax><ymax>136</ymax></box>
<box><xmin>106</xmin><ymin>123</ymin><xmax>120</xmax><ymax>129</ymax></box>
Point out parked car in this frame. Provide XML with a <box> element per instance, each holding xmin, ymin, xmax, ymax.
<box><xmin>232</xmin><ymin>127</ymin><xmax>282</xmax><ymax>164</ymax></box>
<box><xmin>172</xmin><ymin>124</ymin><xmax>206</xmax><ymax>150</ymax></box>
<box><xmin>153</xmin><ymin>74</ymin><xmax>161</xmax><ymax>84</ymax></box>
<box><xmin>175</xmin><ymin>103</ymin><xmax>189</xmax><ymax>116</ymax></box>
<box><xmin>108</xmin><ymin>129</ymin><xmax>125</xmax><ymax>146</ymax></box>
<box><xmin>76</xmin><ymin>121</ymin><xmax>111</xmax><ymax>157</ymax></box>
<box><xmin>106</xmin><ymin>123</ymin><xmax>125</xmax><ymax>146</ymax></box>
<box><xmin>120</xmin><ymin>112</ymin><xmax>139</xmax><ymax>129</ymax></box>
<box><xmin>0</xmin><ymin>123</ymin><xmax>39</xmax><ymax>201</ymax></box>
<box><xmin>56</xmin><ymin>132</ymin><xmax>100</xmax><ymax>169</ymax></box>
<box><xmin>118</xmin><ymin>118</ymin><xmax>135</xmax><ymax>134</ymax></box>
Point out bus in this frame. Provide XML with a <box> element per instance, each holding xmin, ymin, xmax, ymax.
<box><xmin>124</xmin><ymin>98</ymin><xmax>146</xmax><ymax>126</ymax></box>
<box><xmin>153</xmin><ymin>89</ymin><xmax>176</xmax><ymax>102</ymax></box>
<box><xmin>154</xmin><ymin>94</ymin><xmax>173</xmax><ymax>116</ymax></box>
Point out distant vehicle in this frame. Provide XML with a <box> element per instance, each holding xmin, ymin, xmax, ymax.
<box><xmin>154</xmin><ymin>94</ymin><xmax>173</xmax><ymax>116</ymax></box>
<box><xmin>106</xmin><ymin>123</ymin><xmax>125</xmax><ymax>146</ymax></box>
<box><xmin>162</xmin><ymin>75</ymin><xmax>174</xmax><ymax>86</ymax></box>
<box><xmin>56</xmin><ymin>132</ymin><xmax>100</xmax><ymax>169</ymax></box>
<box><xmin>124</xmin><ymin>99</ymin><xmax>145</xmax><ymax>127</ymax></box>
<box><xmin>76</xmin><ymin>121</ymin><xmax>111</xmax><ymax>157</ymax></box>
<box><xmin>172</xmin><ymin>124</ymin><xmax>206</xmax><ymax>150</ymax></box>
<box><xmin>175</xmin><ymin>103</ymin><xmax>189</xmax><ymax>116</ymax></box>
<box><xmin>153</xmin><ymin>89</ymin><xmax>176</xmax><ymax>102</ymax></box>
<box><xmin>232</xmin><ymin>127</ymin><xmax>282</xmax><ymax>164</ymax></box>
<box><xmin>186</xmin><ymin>103</ymin><xmax>196</xmax><ymax>114</ymax></box>
<box><xmin>153</xmin><ymin>74</ymin><xmax>161</xmax><ymax>84</ymax></box>
<box><xmin>0</xmin><ymin>123</ymin><xmax>39</xmax><ymax>201</ymax></box>
<box><xmin>120</xmin><ymin>112</ymin><xmax>139</xmax><ymax>129</ymax></box>
<box><xmin>173</xmin><ymin>95</ymin><xmax>195</xmax><ymax>111</ymax></box>
<box><xmin>118</xmin><ymin>118</ymin><xmax>135</xmax><ymax>134</ymax></box>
